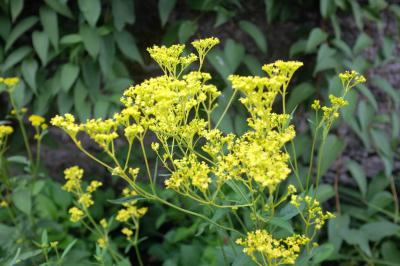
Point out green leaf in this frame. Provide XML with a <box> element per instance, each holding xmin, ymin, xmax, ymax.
<box><xmin>224</xmin><ymin>39</ymin><xmax>245</xmax><ymax>73</ymax></box>
<box><xmin>214</xmin><ymin>6</ymin><xmax>235</xmax><ymax>27</ymax></box>
<box><xmin>368</xmin><ymin>191</ymin><xmax>392</xmax><ymax>215</ymax></box>
<box><xmin>74</xmin><ymin>79</ymin><xmax>91</xmax><ymax>121</ymax></box>
<box><xmin>21</xmin><ymin>59</ymin><xmax>38</xmax><ymax>93</ymax></box>
<box><xmin>371</xmin><ymin>76</ymin><xmax>399</xmax><ymax>108</ymax></box>
<box><xmin>32</xmin><ymin>31</ymin><xmax>49</xmax><ymax>66</ymax></box>
<box><xmin>94</xmin><ymin>97</ymin><xmax>110</xmax><ymax>118</ymax></box>
<box><xmin>269</xmin><ymin>217</ymin><xmax>294</xmax><ymax>235</ymax></box>
<box><xmin>381</xmin><ymin>241</ymin><xmax>400</xmax><ymax>263</ymax></box>
<box><xmin>60</xmin><ymin>34</ymin><xmax>82</xmax><ymax>45</ymax></box>
<box><xmin>343</xmin><ymin>229</ymin><xmax>371</xmax><ymax>256</ymax></box>
<box><xmin>314</xmin><ymin>44</ymin><xmax>339</xmax><ymax>74</ymax></box>
<box><xmin>44</xmin><ymin>0</ymin><xmax>74</xmax><ymax>19</ymax></box>
<box><xmin>239</xmin><ymin>20</ymin><xmax>267</xmax><ymax>53</ymax></box>
<box><xmin>287</xmin><ymin>82</ymin><xmax>314</xmax><ymax>112</ymax></box>
<box><xmin>312</xmin><ymin>243</ymin><xmax>335</xmax><ymax>263</ymax></box>
<box><xmin>2</xmin><ymin>46</ymin><xmax>32</xmax><ymax>72</ymax></box>
<box><xmin>39</xmin><ymin>6</ymin><xmax>59</xmax><ymax>49</ymax></box>
<box><xmin>12</xmin><ymin>188</ymin><xmax>32</xmax><ymax>215</ymax></box>
<box><xmin>178</xmin><ymin>20</ymin><xmax>198</xmax><ymax>43</ymax></box>
<box><xmin>57</xmin><ymin>91</ymin><xmax>74</xmax><ymax>114</ymax></box>
<box><xmin>80</xmin><ymin>24</ymin><xmax>101</xmax><ymax>58</ymax></box>
<box><xmin>10</xmin><ymin>0</ymin><xmax>24</xmax><ymax>22</ymax></box>
<box><xmin>371</xmin><ymin>128</ymin><xmax>392</xmax><ymax>158</ymax></box>
<box><xmin>243</xmin><ymin>55</ymin><xmax>263</xmax><ymax>76</ymax></box>
<box><xmin>114</xmin><ymin>31</ymin><xmax>143</xmax><ymax>65</ymax></box>
<box><xmin>207</xmin><ymin>49</ymin><xmax>231</xmax><ymax>80</ymax></box>
<box><xmin>347</xmin><ymin>160</ymin><xmax>367</xmax><ymax>197</ymax></box>
<box><xmin>61</xmin><ymin>63</ymin><xmax>80</xmax><ymax>92</ymax></box>
<box><xmin>289</xmin><ymin>39</ymin><xmax>307</xmax><ymax>57</ymax></box>
<box><xmin>159</xmin><ymin>0</ymin><xmax>177</xmax><ymax>27</ymax></box>
<box><xmin>328</xmin><ymin>214</ymin><xmax>350</xmax><ymax>251</ymax></box>
<box><xmin>108</xmin><ymin>195</ymin><xmax>146</xmax><ymax>205</ymax></box>
<box><xmin>319</xmin><ymin>135</ymin><xmax>346</xmax><ymax>176</ymax></box>
<box><xmin>350</xmin><ymin>0</ymin><xmax>363</xmax><ymax>30</ymax></box>
<box><xmin>306</xmin><ymin>28</ymin><xmax>328</xmax><ymax>53</ymax></box>
<box><xmin>112</xmin><ymin>0</ymin><xmax>135</xmax><ymax>31</ymax></box>
<box><xmin>78</xmin><ymin>0</ymin><xmax>101</xmax><ymax>27</ymax></box>
<box><xmin>361</xmin><ymin>221</ymin><xmax>400</xmax><ymax>242</ymax></box>
<box><xmin>316</xmin><ymin>184</ymin><xmax>335</xmax><ymax>203</ymax></box>
<box><xmin>357</xmin><ymin>84</ymin><xmax>378</xmax><ymax>111</ymax></box>
<box><xmin>61</xmin><ymin>240</ymin><xmax>77</xmax><ymax>259</ymax></box>
<box><xmin>353</xmin><ymin>33</ymin><xmax>373</xmax><ymax>54</ymax></box>
<box><xmin>320</xmin><ymin>0</ymin><xmax>336</xmax><ymax>18</ymax></box>
<box><xmin>5</xmin><ymin>16</ymin><xmax>38</xmax><ymax>51</ymax></box>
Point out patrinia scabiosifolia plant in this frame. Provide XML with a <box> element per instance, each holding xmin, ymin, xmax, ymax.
<box><xmin>50</xmin><ymin>38</ymin><xmax>366</xmax><ymax>265</ymax></box>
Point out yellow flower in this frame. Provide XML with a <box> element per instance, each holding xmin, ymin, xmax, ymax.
<box><xmin>311</xmin><ymin>99</ymin><xmax>321</xmax><ymax>110</ymax></box>
<box><xmin>100</xmin><ymin>219</ymin><xmax>108</xmax><ymax>229</ymax></box>
<box><xmin>0</xmin><ymin>200</ymin><xmax>9</xmax><ymax>208</ymax></box>
<box><xmin>28</xmin><ymin>115</ymin><xmax>45</xmax><ymax>127</ymax></box>
<box><xmin>97</xmin><ymin>237</ymin><xmax>107</xmax><ymax>249</ymax></box>
<box><xmin>68</xmin><ymin>207</ymin><xmax>84</xmax><ymax>222</ymax></box>
<box><xmin>2</xmin><ymin>77</ymin><xmax>19</xmax><ymax>87</ymax></box>
<box><xmin>0</xmin><ymin>125</ymin><xmax>13</xmax><ymax>139</ymax></box>
<box><xmin>122</xmin><ymin>227</ymin><xmax>133</xmax><ymax>240</ymax></box>
<box><xmin>87</xmin><ymin>180</ymin><xmax>103</xmax><ymax>193</ymax></box>
<box><xmin>50</xmin><ymin>241</ymin><xmax>59</xmax><ymax>248</ymax></box>
<box><xmin>78</xmin><ymin>193</ymin><xmax>94</xmax><ymax>208</ymax></box>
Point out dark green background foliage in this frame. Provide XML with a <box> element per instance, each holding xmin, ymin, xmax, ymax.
<box><xmin>0</xmin><ymin>0</ymin><xmax>400</xmax><ymax>265</ymax></box>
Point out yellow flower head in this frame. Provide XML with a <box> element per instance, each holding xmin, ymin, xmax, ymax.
<box><xmin>50</xmin><ymin>241</ymin><xmax>59</xmax><ymax>248</ymax></box>
<box><xmin>97</xmin><ymin>237</ymin><xmax>107</xmax><ymax>249</ymax></box>
<box><xmin>339</xmin><ymin>70</ymin><xmax>366</xmax><ymax>90</ymax></box>
<box><xmin>78</xmin><ymin>193</ymin><xmax>94</xmax><ymax>208</ymax></box>
<box><xmin>0</xmin><ymin>200</ymin><xmax>9</xmax><ymax>208</ymax></box>
<box><xmin>100</xmin><ymin>219</ymin><xmax>108</xmax><ymax>229</ymax></box>
<box><xmin>87</xmin><ymin>180</ymin><xmax>103</xmax><ymax>193</ymax></box>
<box><xmin>122</xmin><ymin>227</ymin><xmax>133</xmax><ymax>240</ymax></box>
<box><xmin>311</xmin><ymin>99</ymin><xmax>321</xmax><ymax>110</ymax></box>
<box><xmin>68</xmin><ymin>207</ymin><xmax>84</xmax><ymax>223</ymax></box>
<box><xmin>1</xmin><ymin>77</ymin><xmax>19</xmax><ymax>87</ymax></box>
<box><xmin>29</xmin><ymin>115</ymin><xmax>46</xmax><ymax>127</ymax></box>
<box><xmin>0</xmin><ymin>125</ymin><xmax>13</xmax><ymax>139</ymax></box>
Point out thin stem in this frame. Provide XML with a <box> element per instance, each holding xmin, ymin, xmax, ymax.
<box><xmin>215</xmin><ymin>89</ymin><xmax>238</xmax><ymax>128</ymax></box>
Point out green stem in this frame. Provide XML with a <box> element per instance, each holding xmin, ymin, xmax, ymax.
<box><xmin>215</xmin><ymin>89</ymin><xmax>238</xmax><ymax>128</ymax></box>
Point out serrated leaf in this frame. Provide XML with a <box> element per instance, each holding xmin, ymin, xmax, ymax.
<box><xmin>80</xmin><ymin>24</ymin><xmax>100</xmax><ymax>58</ymax></box>
<box><xmin>159</xmin><ymin>0</ymin><xmax>176</xmax><ymax>27</ymax></box>
<box><xmin>5</xmin><ymin>16</ymin><xmax>38</xmax><ymax>51</ymax></box>
<box><xmin>39</xmin><ymin>6</ymin><xmax>59</xmax><ymax>49</ymax></box>
<box><xmin>347</xmin><ymin>160</ymin><xmax>367</xmax><ymax>197</ymax></box>
<box><xmin>239</xmin><ymin>20</ymin><xmax>267</xmax><ymax>53</ymax></box>
<box><xmin>78</xmin><ymin>0</ymin><xmax>101</xmax><ymax>27</ymax></box>
<box><xmin>178</xmin><ymin>20</ymin><xmax>198</xmax><ymax>43</ymax></box>
<box><xmin>10</xmin><ymin>0</ymin><xmax>24</xmax><ymax>22</ymax></box>
<box><xmin>306</xmin><ymin>28</ymin><xmax>328</xmax><ymax>53</ymax></box>
<box><xmin>2</xmin><ymin>46</ymin><xmax>32</xmax><ymax>72</ymax></box>
<box><xmin>114</xmin><ymin>31</ymin><xmax>143</xmax><ymax>65</ymax></box>
<box><xmin>21</xmin><ymin>59</ymin><xmax>38</xmax><ymax>93</ymax></box>
<box><xmin>32</xmin><ymin>31</ymin><xmax>49</xmax><ymax>65</ymax></box>
<box><xmin>112</xmin><ymin>0</ymin><xmax>135</xmax><ymax>31</ymax></box>
<box><xmin>44</xmin><ymin>0</ymin><xmax>73</xmax><ymax>19</ymax></box>
<box><xmin>61</xmin><ymin>63</ymin><xmax>80</xmax><ymax>92</ymax></box>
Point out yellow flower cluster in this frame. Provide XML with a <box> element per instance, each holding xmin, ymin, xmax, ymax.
<box><xmin>51</xmin><ymin>114</ymin><xmax>81</xmax><ymax>138</ymax></box>
<box><xmin>236</xmin><ymin>230</ymin><xmax>309</xmax><ymax>265</ymax></box>
<box><xmin>68</xmin><ymin>207</ymin><xmax>84</xmax><ymax>222</ymax></box>
<box><xmin>165</xmin><ymin>154</ymin><xmax>211</xmax><ymax>192</ymax></box>
<box><xmin>290</xmin><ymin>195</ymin><xmax>334</xmax><ymax>229</ymax></box>
<box><xmin>28</xmin><ymin>115</ymin><xmax>45</xmax><ymax>127</ymax></box>
<box><xmin>63</xmin><ymin>166</ymin><xmax>103</xmax><ymax>221</ymax></box>
<box><xmin>0</xmin><ymin>77</ymin><xmax>19</xmax><ymax>87</ymax></box>
<box><xmin>0</xmin><ymin>125</ymin><xmax>13</xmax><ymax>145</ymax></box>
<box><xmin>116</xmin><ymin>188</ymin><xmax>148</xmax><ymax>223</ymax></box>
<box><xmin>121</xmin><ymin>227</ymin><xmax>133</xmax><ymax>240</ymax></box>
<box><xmin>339</xmin><ymin>70</ymin><xmax>366</xmax><ymax>91</ymax></box>
<box><xmin>0</xmin><ymin>200</ymin><xmax>9</xmax><ymax>208</ymax></box>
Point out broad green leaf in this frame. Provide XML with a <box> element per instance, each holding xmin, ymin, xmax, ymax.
<box><xmin>314</xmin><ymin>44</ymin><xmax>339</xmax><ymax>74</ymax></box>
<box><xmin>32</xmin><ymin>31</ymin><xmax>49</xmax><ymax>65</ymax></box>
<box><xmin>306</xmin><ymin>28</ymin><xmax>328</xmax><ymax>53</ymax></box>
<box><xmin>61</xmin><ymin>240</ymin><xmax>77</xmax><ymax>259</ymax></box>
<box><xmin>269</xmin><ymin>217</ymin><xmax>294</xmax><ymax>235</ymax></box>
<box><xmin>178</xmin><ymin>20</ymin><xmax>198</xmax><ymax>43</ymax></box>
<box><xmin>74</xmin><ymin>79</ymin><xmax>91</xmax><ymax>121</ymax></box>
<box><xmin>353</xmin><ymin>32</ymin><xmax>373</xmax><ymax>54</ymax></box>
<box><xmin>78</xmin><ymin>0</ymin><xmax>101</xmax><ymax>27</ymax></box>
<box><xmin>99</xmin><ymin>36</ymin><xmax>116</xmax><ymax>77</ymax></box>
<box><xmin>319</xmin><ymin>134</ymin><xmax>346</xmax><ymax>176</ymax></box>
<box><xmin>2</xmin><ymin>46</ymin><xmax>32</xmax><ymax>72</ymax></box>
<box><xmin>57</xmin><ymin>91</ymin><xmax>74</xmax><ymax>113</ymax></box>
<box><xmin>5</xmin><ymin>16</ymin><xmax>38</xmax><ymax>51</ymax></box>
<box><xmin>357</xmin><ymin>84</ymin><xmax>378</xmax><ymax>111</ymax></box>
<box><xmin>12</xmin><ymin>188</ymin><xmax>32</xmax><ymax>215</ymax></box>
<box><xmin>347</xmin><ymin>160</ymin><xmax>367</xmax><ymax>197</ymax></box>
<box><xmin>80</xmin><ymin>24</ymin><xmax>101</xmax><ymax>58</ymax></box>
<box><xmin>60</xmin><ymin>34</ymin><xmax>82</xmax><ymax>45</ymax></box>
<box><xmin>94</xmin><ymin>97</ymin><xmax>110</xmax><ymax>118</ymax></box>
<box><xmin>10</xmin><ymin>0</ymin><xmax>24</xmax><ymax>22</ymax></box>
<box><xmin>343</xmin><ymin>229</ymin><xmax>371</xmax><ymax>256</ymax></box>
<box><xmin>39</xmin><ymin>6</ymin><xmax>59</xmax><ymax>49</ymax></box>
<box><xmin>320</xmin><ymin>0</ymin><xmax>336</xmax><ymax>18</ymax></box>
<box><xmin>159</xmin><ymin>0</ymin><xmax>177</xmax><ymax>27</ymax></box>
<box><xmin>214</xmin><ymin>6</ymin><xmax>235</xmax><ymax>27</ymax></box>
<box><xmin>287</xmin><ymin>82</ymin><xmax>314</xmax><ymax>112</ymax></box>
<box><xmin>289</xmin><ymin>39</ymin><xmax>307</xmax><ymax>57</ymax></box>
<box><xmin>312</xmin><ymin>243</ymin><xmax>335</xmax><ymax>263</ymax></box>
<box><xmin>44</xmin><ymin>0</ymin><xmax>73</xmax><ymax>18</ymax></box>
<box><xmin>243</xmin><ymin>55</ymin><xmax>263</xmax><ymax>76</ymax></box>
<box><xmin>371</xmin><ymin>128</ymin><xmax>392</xmax><ymax>158</ymax></box>
<box><xmin>0</xmin><ymin>16</ymin><xmax>11</xmax><ymax>40</ymax></box>
<box><xmin>224</xmin><ymin>39</ymin><xmax>245</xmax><ymax>73</ymax></box>
<box><xmin>112</xmin><ymin>0</ymin><xmax>135</xmax><ymax>31</ymax></box>
<box><xmin>328</xmin><ymin>214</ymin><xmax>350</xmax><ymax>251</ymax></box>
<box><xmin>368</xmin><ymin>191</ymin><xmax>392</xmax><ymax>215</ymax></box>
<box><xmin>61</xmin><ymin>63</ymin><xmax>80</xmax><ymax>92</ymax></box>
<box><xmin>316</xmin><ymin>184</ymin><xmax>335</xmax><ymax>203</ymax></box>
<box><xmin>207</xmin><ymin>48</ymin><xmax>231</xmax><ymax>80</ymax></box>
<box><xmin>21</xmin><ymin>59</ymin><xmax>38</xmax><ymax>93</ymax></box>
<box><xmin>361</xmin><ymin>221</ymin><xmax>400</xmax><ymax>242</ymax></box>
<box><xmin>331</xmin><ymin>38</ymin><xmax>352</xmax><ymax>57</ymax></box>
<box><xmin>114</xmin><ymin>31</ymin><xmax>143</xmax><ymax>65</ymax></box>
<box><xmin>239</xmin><ymin>20</ymin><xmax>267</xmax><ymax>53</ymax></box>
